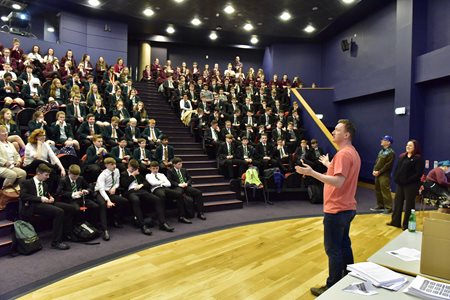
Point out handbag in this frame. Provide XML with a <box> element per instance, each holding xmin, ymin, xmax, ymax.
<box><xmin>0</xmin><ymin>184</ymin><xmax>20</xmax><ymax>209</ymax></box>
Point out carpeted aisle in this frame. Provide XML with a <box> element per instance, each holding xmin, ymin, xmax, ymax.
<box><xmin>0</xmin><ymin>187</ymin><xmax>379</xmax><ymax>299</ymax></box>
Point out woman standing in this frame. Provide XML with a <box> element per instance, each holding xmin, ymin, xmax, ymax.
<box><xmin>387</xmin><ymin>139</ymin><xmax>425</xmax><ymax>230</ymax></box>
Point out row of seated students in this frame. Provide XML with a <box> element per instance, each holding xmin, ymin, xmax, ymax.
<box><xmin>19</xmin><ymin>157</ymin><xmax>206</xmax><ymax>250</ymax></box>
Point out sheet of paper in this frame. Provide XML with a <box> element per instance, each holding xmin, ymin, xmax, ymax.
<box><xmin>343</xmin><ymin>281</ymin><xmax>378</xmax><ymax>296</ymax></box>
<box><xmin>387</xmin><ymin>247</ymin><xmax>421</xmax><ymax>261</ymax></box>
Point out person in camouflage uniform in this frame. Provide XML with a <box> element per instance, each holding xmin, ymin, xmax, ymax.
<box><xmin>371</xmin><ymin>135</ymin><xmax>395</xmax><ymax>214</ymax></box>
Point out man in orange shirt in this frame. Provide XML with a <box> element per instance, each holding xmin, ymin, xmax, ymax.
<box><xmin>295</xmin><ymin>119</ymin><xmax>361</xmax><ymax>296</ymax></box>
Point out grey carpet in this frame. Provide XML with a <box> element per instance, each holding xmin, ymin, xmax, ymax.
<box><xmin>1</xmin><ymin>187</ymin><xmax>380</xmax><ymax>299</ymax></box>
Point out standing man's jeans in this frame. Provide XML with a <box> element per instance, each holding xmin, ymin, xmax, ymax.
<box><xmin>323</xmin><ymin>210</ymin><xmax>356</xmax><ymax>287</ymax></box>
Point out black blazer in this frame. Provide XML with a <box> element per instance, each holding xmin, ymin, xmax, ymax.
<box><xmin>110</xmin><ymin>146</ymin><xmax>132</xmax><ymax>163</ymax></box>
<box><xmin>255</xmin><ymin>142</ymin><xmax>275</xmax><ymax>160</ymax></box>
<box><xmin>217</xmin><ymin>141</ymin><xmax>237</xmax><ymax>161</ymax></box>
<box><xmin>103</xmin><ymin>125</ymin><xmax>124</xmax><ymax>141</ymax></box>
<box><xmin>154</xmin><ymin>144</ymin><xmax>174</xmax><ymax>163</ymax></box>
<box><xmin>124</xmin><ymin>126</ymin><xmax>141</xmax><ymax>140</ymax></box>
<box><xmin>86</xmin><ymin>145</ymin><xmax>108</xmax><ymax>164</ymax></box>
<box><xmin>20</xmin><ymin>178</ymin><xmax>48</xmax><ymax>217</ymax></box>
<box><xmin>141</xmin><ymin>127</ymin><xmax>162</xmax><ymax>141</ymax></box>
<box><xmin>51</xmin><ymin>122</ymin><xmax>76</xmax><ymax>143</ymax></box>
<box><xmin>133</xmin><ymin>147</ymin><xmax>152</xmax><ymax>163</ymax></box>
<box><xmin>66</xmin><ymin>103</ymin><xmax>87</xmax><ymax>119</ymax></box>
<box><xmin>77</xmin><ymin>122</ymin><xmax>103</xmax><ymax>140</ymax></box>
<box><xmin>119</xmin><ymin>171</ymin><xmax>150</xmax><ymax>196</ymax></box>
<box><xmin>394</xmin><ymin>155</ymin><xmax>425</xmax><ymax>186</ymax></box>
<box><xmin>167</xmin><ymin>167</ymin><xmax>193</xmax><ymax>187</ymax></box>
<box><xmin>56</xmin><ymin>176</ymin><xmax>93</xmax><ymax>203</ymax></box>
<box><xmin>235</xmin><ymin>144</ymin><xmax>256</xmax><ymax>160</ymax></box>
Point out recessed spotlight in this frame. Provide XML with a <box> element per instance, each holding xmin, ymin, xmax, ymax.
<box><xmin>257</xmin><ymin>22</ymin><xmax>263</xmax><ymax>26</ymax></box>
<box><xmin>12</xmin><ymin>3</ymin><xmax>22</xmax><ymax>10</ymax></box>
<box><xmin>87</xmin><ymin>0</ymin><xmax>100</xmax><ymax>7</ymax></box>
<box><xmin>279</xmin><ymin>11</ymin><xmax>291</xmax><ymax>21</ymax></box>
<box><xmin>166</xmin><ymin>25</ymin><xmax>175</xmax><ymax>34</ymax></box>
<box><xmin>191</xmin><ymin>17</ymin><xmax>201</xmax><ymax>26</ymax></box>
<box><xmin>1</xmin><ymin>16</ymin><xmax>8</xmax><ymax>22</ymax></box>
<box><xmin>243</xmin><ymin>23</ymin><xmax>253</xmax><ymax>31</ymax></box>
<box><xmin>209</xmin><ymin>31</ymin><xmax>218</xmax><ymax>40</ymax></box>
<box><xmin>250</xmin><ymin>36</ymin><xmax>258</xmax><ymax>44</ymax></box>
<box><xmin>143</xmin><ymin>8</ymin><xmax>154</xmax><ymax>17</ymax></box>
<box><xmin>47</xmin><ymin>27</ymin><xmax>55</xmax><ymax>33</ymax></box>
<box><xmin>224</xmin><ymin>5</ymin><xmax>235</xmax><ymax>14</ymax></box>
<box><xmin>328</xmin><ymin>17</ymin><xmax>334</xmax><ymax>20</ymax></box>
<box><xmin>304</xmin><ymin>24</ymin><xmax>316</xmax><ymax>33</ymax></box>
<box><xmin>174</xmin><ymin>0</ymin><xmax>185</xmax><ymax>3</ymax></box>
<box><xmin>341</xmin><ymin>0</ymin><xmax>355</xmax><ymax>3</ymax></box>
<box><xmin>312</xmin><ymin>6</ymin><xmax>319</xmax><ymax>11</ymax></box>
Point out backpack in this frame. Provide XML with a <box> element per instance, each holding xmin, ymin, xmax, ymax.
<box><xmin>285</xmin><ymin>172</ymin><xmax>303</xmax><ymax>188</ymax></box>
<box><xmin>183</xmin><ymin>194</ymin><xmax>196</xmax><ymax>219</ymax></box>
<box><xmin>72</xmin><ymin>222</ymin><xmax>100</xmax><ymax>243</ymax></box>
<box><xmin>245</xmin><ymin>167</ymin><xmax>262</xmax><ymax>186</ymax></box>
<box><xmin>12</xmin><ymin>220</ymin><xmax>42</xmax><ymax>255</ymax></box>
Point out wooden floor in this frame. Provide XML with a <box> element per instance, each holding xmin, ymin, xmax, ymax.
<box><xmin>19</xmin><ymin>212</ymin><xmax>428</xmax><ymax>300</ymax></box>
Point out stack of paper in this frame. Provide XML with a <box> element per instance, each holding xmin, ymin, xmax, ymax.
<box><xmin>347</xmin><ymin>262</ymin><xmax>408</xmax><ymax>291</ymax></box>
<box><xmin>405</xmin><ymin>275</ymin><xmax>450</xmax><ymax>300</ymax></box>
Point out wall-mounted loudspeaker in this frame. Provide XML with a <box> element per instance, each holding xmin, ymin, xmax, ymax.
<box><xmin>341</xmin><ymin>39</ymin><xmax>350</xmax><ymax>52</ymax></box>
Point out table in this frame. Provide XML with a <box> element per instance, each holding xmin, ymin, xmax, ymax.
<box><xmin>317</xmin><ymin>274</ymin><xmax>416</xmax><ymax>299</ymax></box>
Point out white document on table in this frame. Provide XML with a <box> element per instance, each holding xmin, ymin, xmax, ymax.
<box><xmin>387</xmin><ymin>247</ymin><xmax>421</xmax><ymax>261</ymax></box>
<box><xmin>405</xmin><ymin>275</ymin><xmax>450</xmax><ymax>300</ymax></box>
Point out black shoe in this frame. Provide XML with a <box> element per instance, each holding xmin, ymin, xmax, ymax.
<box><xmin>141</xmin><ymin>225</ymin><xmax>152</xmax><ymax>235</ymax></box>
<box><xmin>197</xmin><ymin>213</ymin><xmax>206</xmax><ymax>220</ymax></box>
<box><xmin>370</xmin><ymin>206</ymin><xmax>384</xmax><ymax>212</ymax></box>
<box><xmin>267</xmin><ymin>200</ymin><xmax>274</xmax><ymax>205</ymax></box>
<box><xmin>51</xmin><ymin>241</ymin><xmax>70</xmax><ymax>250</ymax></box>
<box><xmin>310</xmin><ymin>285</ymin><xmax>328</xmax><ymax>296</ymax></box>
<box><xmin>102</xmin><ymin>230</ymin><xmax>110</xmax><ymax>241</ymax></box>
<box><xmin>386</xmin><ymin>222</ymin><xmax>401</xmax><ymax>228</ymax></box>
<box><xmin>178</xmin><ymin>217</ymin><xmax>192</xmax><ymax>224</ymax></box>
<box><xmin>159</xmin><ymin>222</ymin><xmax>175</xmax><ymax>232</ymax></box>
<box><xmin>113</xmin><ymin>220</ymin><xmax>123</xmax><ymax>228</ymax></box>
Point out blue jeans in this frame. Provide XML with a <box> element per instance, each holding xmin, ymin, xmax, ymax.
<box><xmin>323</xmin><ymin>210</ymin><xmax>356</xmax><ymax>287</ymax></box>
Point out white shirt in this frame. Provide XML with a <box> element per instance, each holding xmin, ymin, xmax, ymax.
<box><xmin>24</xmin><ymin>142</ymin><xmax>59</xmax><ymax>167</ymax></box>
<box><xmin>95</xmin><ymin>168</ymin><xmax>120</xmax><ymax>201</ymax></box>
<box><xmin>33</xmin><ymin>177</ymin><xmax>45</xmax><ymax>197</ymax></box>
<box><xmin>126</xmin><ymin>170</ymin><xmax>138</xmax><ymax>191</ymax></box>
<box><xmin>145</xmin><ymin>172</ymin><xmax>171</xmax><ymax>193</ymax></box>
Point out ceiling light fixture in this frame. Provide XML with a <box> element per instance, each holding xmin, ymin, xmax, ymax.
<box><xmin>250</xmin><ymin>36</ymin><xmax>258</xmax><ymax>44</ymax></box>
<box><xmin>143</xmin><ymin>8</ymin><xmax>154</xmax><ymax>17</ymax></box>
<box><xmin>243</xmin><ymin>23</ymin><xmax>253</xmax><ymax>31</ymax></box>
<box><xmin>341</xmin><ymin>0</ymin><xmax>355</xmax><ymax>4</ymax></box>
<box><xmin>166</xmin><ymin>25</ymin><xmax>175</xmax><ymax>34</ymax></box>
<box><xmin>47</xmin><ymin>27</ymin><xmax>55</xmax><ymax>33</ymax></box>
<box><xmin>191</xmin><ymin>17</ymin><xmax>201</xmax><ymax>26</ymax></box>
<box><xmin>279</xmin><ymin>11</ymin><xmax>291</xmax><ymax>21</ymax></box>
<box><xmin>209</xmin><ymin>31</ymin><xmax>218</xmax><ymax>40</ymax></box>
<box><xmin>1</xmin><ymin>16</ymin><xmax>8</xmax><ymax>22</ymax></box>
<box><xmin>304</xmin><ymin>24</ymin><xmax>316</xmax><ymax>33</ymax></box>
<box><xmin>12</xmin><ymin>3</ymin><xmax>22</xmax><ymax>10</ymax></box>
<box><xmin>87</xmin><ymin>0</ymin><xmax>101</xmax><ymax>7</ymax></box>
<box><xmin>224</xmin><ymin>5</ymin><xmax>235</xmax><ymax>14</ymax></box>
<box><xmin>174</xmin><ymin>0</ymin><xmax>185</xmax><ymax>3</ymax></box>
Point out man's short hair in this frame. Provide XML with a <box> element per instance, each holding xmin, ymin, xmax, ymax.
<box><xmin>149</xmin><ymin>119</ymin><xmax>156</xmax><ymax>124</ymax></box>
<box><xmin>160</xmin><ymin>135</ymin><xmax>168</xmax><ymax>141</ymax></box>
<box><xmin>311</xmin><ymin>139</ymin><xmax>318</xmax><ymax>144</ymax></box>
<box><xmin>338</xmin><ymin>119</ymin><xmax>356</xmax><ymax>140</ymax></box>
<box><xmin>111</xmin><ymin>116</ymin><xmax>120</xmax><ymax>123</ymax></box>
<box><xmin>104</xmin><ymin>157</ymin><xmax>116</xmax><ymax>165</ymax></box>
<box><xmin>225</xmin><ymin>134</ymin><xmax>234</xmax><ymax>140</ymax></box>
<box><xmin>36</xmin><ymin>163</ymin><xmax>52</xmax><ymax>174</ymax></box>
<box><xmin>93</xmin><ymin>135</ymin><xmax>103</xmax><ymax>142</ymax></box>
<box><xmin>68</xmin><ymin>164</ymin><xmax>81</xmax><ymax>175</ymax></box>
<box><xmin>172</xmin><ymin>157</ymin><xmax>182</xmax><ymax>164</ymax></box>
<box><xmin>211</xmin><ymin>120</ymin><xmax>218</xmax><ymax>126</ymax></box>
<box><xmin>137</xmin><ymin>138</ymin><xmax>146</xmax><ymax>144</ymax></box>
<box><xmin>128</xmin><ymin>159</ymin><xmax>139</xmax><ymax>169</ymax></box>
<box><xmin>56</xmin><ymin>111</ymin><xmax>65</xmax><ymax>118</ymax></box>
<box><xmin>86</xmin><ymin>113</ymin><xmax>95</xmax><ymax>119</ymax></box>
<box><xmin>150</xmin><ymin>161</ymin><xmax>159</xmax><ymax>167</ymax></box>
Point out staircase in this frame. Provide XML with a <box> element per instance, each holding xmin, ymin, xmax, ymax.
<box><xmin>0</xmin><ymin>206</ymin><xmax>14</xmax><ymax>256</ymax></box>
<box><xmin>134</xmin><ymin>82</ymin><xmax>243</xmax><ymax>212</ymax></box>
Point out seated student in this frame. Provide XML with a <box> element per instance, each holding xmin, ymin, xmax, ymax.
<box><xmin>20</xmin><ymin>163</ymin><xmax>76</xmax><ymax>250</ymax></box>
<box><xmin>204</xmin><ymin>120</ymin><xmax>221</xmax><ymax>159</ymax></box>
<box><xmin>133</xmin><ymin>138</ymin><xmax>152</xmax><ymax>174</ymax></box>
<box><xmin>305</xmin><ymin>138</ymin><xmax>327</xmax><ymax>173</ymax></box>
<box><xmin>23</xmin><ymin>129</ymin><xmax>66</xmax><ymax>193</ymax></box>
<box><xmin>141</xmin><ymin>65</ymin><xmax>152</xmax><ymax>82</ymax></box>
<box><xmin>220</xmin><ymin>120</ymin><xmax>237</xmax><ymax>141</ymax></box>
<box><xmin>271</xmin><ymin>120</ymin><xmax>286</xmax><ymax>143</ymax></box>
<box><xmin>110</xmin><ymin>137</ymin><xmax>131</xmax><ymax>173</ymax></box>
<box><xmin>0</xmin><ymin>125</ymin><xmax>26</xmax><ymax>187</ymax></box>
<box><xmin>274</xmin><ymin>138</ymin><xmax>292</xmax><ymax>173</ymax></box>
<box><xmin>56</xmin><ymin>164</ymin><xmax>99</xmax><ymax>223</ymax></box>
<box><xmin>191</xmin><ymin>108</ymin><xmax>207</xmax><ymax>142</ymax></box>
<box><xmin>145</xmin><ymin>161</ymin><xmax>191</xmax><ymax>224</ymax></box>
<box><xmin>242</xmin><ymin>124</ymin><xmax>257</xmax><ymax>146</ymax></box>
<box><xmin>285</xmin><ymin>122</ymin><xmax>300</xmax><ymax>153</ymax></box>
<box><xmin>52</xmin><ymin>111</ymin><xmax>80</xmax><ymax>151</ymax></box>
<box><xmin>294</xmin><ymin>139</ymin><xmax>310</xmax><ymax>166</ymax></box>
<box><xmin>167</xmin><ymin>157</ymin><xmax>206</xmax><ymax>220</ymax></box>
<box><xmin>231</xmin><ymin>109</ymin><xmax>242</xmax><ymax>131</ymax></box>
<box><xmin>236</xmin><ymin>136</ymin><xmax>258</xmax><ymax>174</ymax></box>
<box><xmin>259</xmin><ymin>107</ymin><xmax>276</xmax><ymax>131</ymax></box>
<box><xmin>127</xmin><ymin>87</ymin><xmax>140</xmax><ymax>111</ymax></box>
<box><xmin>65</xmin><ymin>93</ymin><xmax>86</xmax><ymax>130</ymax></box>
<box><xmin>124</xmin><ymin>118</ymin><xmax>141</xmax><ymax>147</ymax></box>
<box><xmin>217</xmin><ymin>134</ymin><xmax>244</xmax><ymax>178</ymax></box>
<box><xmin>103</xmin><ymin>116</ymin><xmax>123</xmax><ymax>148</ymax></box>
<box><xmin>154</xmin><ymin>135</ymin><xmax>174</xmax><ymax>172</ymax></box>
<box><xmin>0</xmin><ymin>108</ymin><xmax>25</xmax><ymax>153</ymax></box>
<box><xmin>90</xmin><ymin>98</ymin><xmax>110</xmax><ymax>128</ymax></box>
<box><xmin>112</xmin><ymin>100</ymin><xmax>131</xmax><ymax>126</ymax></box>
<box><xmin>287</xmin><ymin>110</ymin><xmax>302</xmax><ymax>130</ymax></box>
<box><xmin>0</xmin><ymin>72</ymin><xmax>25</xmax><ymax>109</ymax></box>
<box><xmin>47</xmin><ymin>78</ymin><xmax>68</xmax><ymax>105</ymax></box>
<box><xmin>94</xmin><ymin>157</ymin><xmax>128</xmax><ymax>241</ymax></box>
<box><xmin>21</xmin><ymin>77</ymin><xmax>45</xmax><ymax>107</ymax></box>
<box><xmin>133</xmin><ymin>101</ymin><xmax>149</xmax><ymax>126</ymax></box>
<box><xmin>109</xmin><ymin>87</ymin><xmax>125</xmax><ymax>110</ymax></box>
<box><xmin>86</xmin><ymin>83</ymin><xmax>102</xmax><ymax>107</ymax></box>
<box><xmin>120</xmin><ymin>159</ymin><xmax>174</xmax><ymax>234</ymax></box>
<box><xmin>141</xmin><ymin>119</ymin><xmax>162</xmax><ymax>149</ymax></box>
<box><xmin>77</xmin><ymin>114</ymin><xmax>102</xmax><ymax>149</ymax></box>
<box><xmin>426</xmin><ymin>160</ymin><xmax>450</xmax><ymax>193</ymax></box>
<box><xmin>28</xmin><ymin>111</ymin><xmax>52</xmax><ymax>137</ymax></box>
<box><xmin>254</xmin><ymin>134</ymin><xmax>277</xmax><ymax>174</ymax></box>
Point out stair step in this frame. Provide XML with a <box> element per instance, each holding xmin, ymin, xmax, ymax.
<box><xmin>0</xmin><ymin>220</ymin><xmax>13</xmax><ymax>236</ymax></box>
<box><xmin>167</xmin><ymin>137</ymin><xmax>196</xmax><ymax>142</ymax></box>
<box><xmin>171</xmin><ymin>142</ymin><xmax>201</xmax><ymax>147</ymax></box>
<box><xmin>162</xmin><ymin>132</ymin><xmax>192</xmax><ymax>137</ymax></box>
<box><xmin>204</xmin><ymin>199</ymin><xmax>243</xmax><ymax>212</ymax></box>
<box><xmin>192</xmin><ymin>174</ymin><xmax>226</xmax><ymax>183</ymax></box>
<box><xmin>187</xmin><ymin>168</ymin><xmax>219</xmax><ymax>176</ymax></box>
<box><xmin>0</xmin><ymin>236</ymin><xmax>12</xmax><ymax>257</ymax></box>
<box><xmin>175</xmin><ymin>148</ymin><xmax>205</xmax><ymax>155</ymax></box>
<box><xmin>183</xmin><ymin>160</ymin><xmax>217</xmax><ymax>168</ymax></box>
<box><xmin>193</xmin><ymin>182</ymin><xmax>230</xmax><ymax>193</ymax></box>
<box><xmin>179</xmin><ymin>154</ymin><xmax>209</xmax><ymax>161</ymax></box>
<box><xmin>203</xmin><ymin>191</ymin><xmax>236</xmax><ymax>201</ymax></box>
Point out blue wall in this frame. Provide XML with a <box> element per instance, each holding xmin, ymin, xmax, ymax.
<box><xmin>425</xmin><ymin>0</ymin><xmax>450</xmax><ymax>52</ymax></box>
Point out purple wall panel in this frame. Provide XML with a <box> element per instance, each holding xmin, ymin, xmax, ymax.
<box><xmin>426</xmin><ymin>0</ymin><xmax>450</xmax><ymax>52</ymax></box>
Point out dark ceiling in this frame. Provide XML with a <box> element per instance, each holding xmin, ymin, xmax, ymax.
<box><xmin>1</xmin><ymin>0</ymin><xmax>393</xmax><ymax>47</ymax></box>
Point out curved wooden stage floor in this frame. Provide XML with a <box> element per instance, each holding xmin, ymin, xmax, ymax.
<box><xmin>20</xmin><ymin>213</ymin><xmax>415</xmax><ymax>300</ymax></box>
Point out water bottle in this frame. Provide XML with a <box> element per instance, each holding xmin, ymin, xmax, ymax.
<box><xmin>408</xmin><ymin>209</ymin><xmax>416</xmax><ymax>232</ymax></box>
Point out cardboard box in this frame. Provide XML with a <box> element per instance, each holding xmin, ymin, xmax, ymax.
<box><xmin>420</xmin><ymin>211</ymin><xmax>450</xmax><ymax>281</ymax></box>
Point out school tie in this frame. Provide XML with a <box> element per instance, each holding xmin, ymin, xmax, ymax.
<box><xmin>89</xmin><ymin>125</ymin><xmax>94</xmax><ymax>135</ymax></box>
<box><xmin>150</xmin><ymin>128</ymin><xmax>156</xmax><ymax>141</ymax></box>
<box><xmin>227</xmin><ymin>143</ymin><xmax>232</xmax><ymax>156</ymax></box>
<box><xmin>119</xmin><ymin>147</ymin><xmax>124</xmax><ymax>159</ymax></box>
<box><xmin>177</xmin><ymin>169</ymin><xmax>185</xmax><ymax>184</ymax></box>
<box><xmin>112</xmin><ymin>127</ymin><xmax>117</xmax><ymax>139</ymax></box>
<box><xmin>71</xmin><ymin>181</ymin><xmax>77</xmax><ymax>193</ymax></box>
<box><xmin>141</xmin><ymin>148</ymin><xmax>146</xmax><ymax>160</ymax></box>
<box><xmin>111</xmin><ymin>171</ymin><xmax>115</xmax><ymax>186</ymax></box>
<box><xmin>244</xmin><ymin>146</ymin><xmax>248</xmax><ymax>158</ymax></box>
<box><xmin>74</xmin><ymin>105</ymin><xmax>79</xmax><ymax>118</ymax></box>
<box><xmin>164</xmin><ymin>147</ymin><xmax>168</xmax><ymax>162</ymax></box>
<box><xmin>38</xmin><ymin>182</ymin><xmax>43</xmax><ymax>197</ymax></box>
